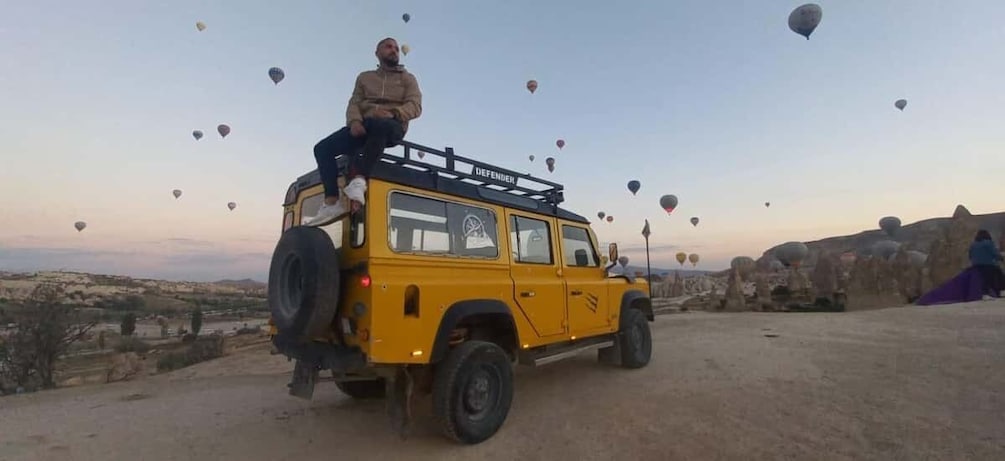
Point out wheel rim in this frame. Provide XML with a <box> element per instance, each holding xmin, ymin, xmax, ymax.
<box><xmin>461</xmin><ymin>365</ymin><xmax>500</xmax><ymax>422</ymax></box>
<box><xmin>279</xmin><ymin>254</ymin><xmax>304</xmax><ymax>321</ymax></box>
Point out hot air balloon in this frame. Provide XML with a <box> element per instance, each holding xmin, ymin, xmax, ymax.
<box><xmin>606</xmin><ymin>216</ymin><xmax>614</xmax><ymax>223</ymax></box>
<box><xmin>74</xmin><ymin>221</ymin><xmax>87</xmax><ymax>232</ymax></box>
<box><xmin>690</xmin><ymin>217</ymin><xmax>699</xmax><ymax>227</ymax></box>
<box><xmin>402</xmin><ymin>13</ymin><xmax>411</xmax><ymax>23</ymax></box>
<box><xmin>227</xmin><ymin>202</ymin><xmax>237</xmax><ymax>211</ymax></box>
<box><xmin>675</xmin><ymin>252</ymin><xmax>687</xmax><ymax>266</ymax></box>
<box><xmin>895</xmin><ymin>99</ymin><xmax>907</xmax><ymax>111</ymax></box>
<box><xmin>598</xmin><ymin>211</ymin><xmax>606</xmax><ymax>220</ymax></box>
<box><xmin>627</xmin><ymin>180</ymin><xmax>640</xmax><ymax>196</ymax></box>
<box><xmin>618</xmin><ymin>256</ymin><xmax>629</xmax><ymax>270</ymax></box>
<box><xmin>788</xmin><ymin>4</ymin><xmax>823</xmax><ymax>40</ymax></box>
<box><xmin>878</xmin><ymin>216</ymin><xmax>901</xmax><ymax>237</ymax></box>
<box><xmin>172</xmin><ymin>189</ymin><xmax>182</xmax><ymax>199</ymax></box>
<box><xmin>526</xmin><ymin>80</ymin><xmax>538</xmax><ymax>94</ymax></box>
<box><xmin>775</xmin><ymin>241</ymin><xmax>809</xmax><ymax>268</ymax></box>
<box><xmin>555</xmin><ymin>139</ymin><xmax>565</xmax><ymax>150</ymax></box>
<box><xmin>688</xmin><ymin>253</ymin><xmax>699</xmax><ymax>267</ymax></box>
<box><xmin>192</xmin><ymin>130</ymin><xmax>203</xmax><ymax>140</ymax></box>
<box><xmin>872</xmin><ymin>240</ymin><xmax>901</xmax><ymax>260</ymax></box>
<box><xmin>268</xmin><ymin>67</ymin><xmax>285</xmax><ymax>85</ymax></box>
<box><xmin>401</xmin><ymin>44</ymin><xmax>411</xmax><ymax>56</ymax></box>
<box><xmin>546</xmin><ymin>157</ymin><xmax>555</xmax><ymax>173</ymax></box>
<box><xmin>528</xmin><ymin>155</ymin><xmax>535</xmax><ymax>162</ymax></box>
<box><xmin>659</xmin><ymin>194</ymin><xmax>678</xmax><ymax>214</ymax></box>
<box><xmin>196</xmin><ymin>22</ymin><xmax>206</xmax><ymax>32</ymax></box>
<box><xmin>731</xmin><ymin>256</ymin><xmax>756</xmax><ymax>277</ymax></box>
<box><xmin>765</xmin><ymin>202</ymin><xmax>771</xmax><ymax>208</ymax></box>
<box><xmin>218</xmin><ymin>124</ymin><xmax>230</xmax><ymax>138</ymax></box>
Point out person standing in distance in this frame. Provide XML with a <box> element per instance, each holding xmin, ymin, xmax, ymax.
<box><xmin>304</xmin><ymin>37</ymin><xmax>422</xmax><ymax>226</ymax></box>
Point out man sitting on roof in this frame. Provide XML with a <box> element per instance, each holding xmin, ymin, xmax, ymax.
<box><xmin>303</xmin><ymin>37</ymin><xmax>423</xmax><ymax>226</ymax></box>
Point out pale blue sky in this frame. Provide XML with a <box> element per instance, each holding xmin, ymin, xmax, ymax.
<box><xmin>2</xmin><ymin>1</ymin><xmax>1004</xmax><ymax>281</ymax></box>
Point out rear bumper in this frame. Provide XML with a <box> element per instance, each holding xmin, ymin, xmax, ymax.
<box><xmin>273</xmin><ymin>336</ymin><xmax>367</xmax><ymax>373</ymax></box>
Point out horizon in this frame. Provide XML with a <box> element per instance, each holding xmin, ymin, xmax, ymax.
<box><xmin>3</xmin><ymin>1</ymin><xmax>1004</xmax><ymax>281</ymax></box>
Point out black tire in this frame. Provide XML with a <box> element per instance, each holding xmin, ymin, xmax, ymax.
<box><xmin>268</xmin><ymin>226</ymin><xmax>341</xmax><ymax>344</ymax></box>
<box><xmin>432</xmin><ymin>341</ymin><xmax>513</xmax><ymax>444</ymax></box>
<box><xmin>336</xmin><ymin>379</ymin><xmax>386</xmax><ymax>399</ymax></box>
<box><xmin>619</xmin><ymin>308</ymin><xmax>652</xmax><ymax>369</ymax></box>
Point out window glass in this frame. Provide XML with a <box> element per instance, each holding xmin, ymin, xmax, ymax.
<box><xmin>510</xmin><ymin>216</ymin><xmax>553</xmax><ymax>264</ymax></box>
<box><xmin>562</xmin><ymin>225</ymin><xmax>600</xmax><ymax>267</ymax></box>
<box><xmin>388</xmin><ymin>192</ymin><xmax>498</xmax><ymax>258</ymax></box>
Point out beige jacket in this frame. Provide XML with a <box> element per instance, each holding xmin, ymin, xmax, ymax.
<box><xmin>345</xmin><ymin>65</ymin><xmax>422</xmax><ymax>133</ymax></box>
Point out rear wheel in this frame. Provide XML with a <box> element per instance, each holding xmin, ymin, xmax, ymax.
<box><xmin>432</xmin><ymin>341</ymin><xmax>513</xmax><ymax>444</ymax></box>
<box><xmin>336</xmin><ymin>379</ymin><xmax>386</xmax><ymax>399</ymax></box>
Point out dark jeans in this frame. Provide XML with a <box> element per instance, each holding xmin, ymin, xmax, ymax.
<box><xmin>974</xmin><ymin>264</ymin><xmax>1005</xmax><ymax>296</ymax></box>
<box><xmin>313</xmin><ymin>117</ymin><xmax>404</xmax><ymax>199</ymax></box>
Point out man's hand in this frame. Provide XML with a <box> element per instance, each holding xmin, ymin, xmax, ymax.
<box><xmin>349</xmin><ymin>121</ymin><xmax>366</xmax><ymax>137</ymax></box>
<box><xmin>372</xmin><ymin>108</ymin><xmax>394</xmax><ymax>119</ymax></box>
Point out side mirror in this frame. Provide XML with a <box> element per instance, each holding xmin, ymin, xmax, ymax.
<box><xmin>608</xmin><ymin>243</ymin><xmax>619</xmax><ymax>263</ymax></box>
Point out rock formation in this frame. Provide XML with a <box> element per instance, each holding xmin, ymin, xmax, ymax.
<box><xmin>926</xmin><ymin>205</ymin><xmax>979</xmax><ymax>288</ymax></box>
<box><xmin>722</xmin><ymin>268</ymin><xmax>746</xmax><ymax>312</ymax></box>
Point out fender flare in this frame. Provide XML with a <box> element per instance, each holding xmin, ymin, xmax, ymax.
<box><xmin>621</xmin><ymin>290</ymin><xmax>654</xmax><ymax>322</ymax></box>
<box><xmin>430</xmin><ymin>299</ymin><xmax>517</xmax><ymax>363</ymax></box>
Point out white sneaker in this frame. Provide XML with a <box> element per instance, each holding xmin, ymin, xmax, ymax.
<box><xmin>344</xmin><ymin>177</ymin><xmax>367</xmax><ymax>205</ymax></box>
<box><xmin>302</xmin><ymin>200</ymin><xmax>347</xmax><ymax>226</ymax></box>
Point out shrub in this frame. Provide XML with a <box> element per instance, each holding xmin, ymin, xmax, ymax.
<box><xmin>114</xmin><ymin>336</ymin><xmax>151</xmax><ymax>354</ymax></box>
<box><xmin>156</xmin><ymin>336</ymin><xmax>224</xmax><ymax>372</ymax></box>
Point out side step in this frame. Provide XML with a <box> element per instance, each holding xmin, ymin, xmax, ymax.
<box><xmin>520</xmin><ymin>335</ymin><xmax>615</xmax><ymax>367</ymax></box>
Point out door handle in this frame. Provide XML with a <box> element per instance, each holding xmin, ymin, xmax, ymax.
<box><xmin>570</xmin><ymin>290</ymin><xmax>583</xmax><ymax>296</ymax></box>
<box><xmin>520</xmin><ymin>291</ymin><xmax>536</xmax><ymax>298</ymax></box>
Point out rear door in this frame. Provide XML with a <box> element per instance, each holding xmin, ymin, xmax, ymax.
<box><xmin>506</xmin><ymin>212</ymin><xmax>567</xmax><ymax>338</ymax></box>
<box><xmin>560</xmin><ymin>224</ymin><xmax>611</xmax><ymax>335</ymax></box>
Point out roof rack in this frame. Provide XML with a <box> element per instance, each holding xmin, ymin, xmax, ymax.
<box><xmin>388</xmin><ymin>140</ymin><xmax>566</xmax><ymax>208</ymax></box>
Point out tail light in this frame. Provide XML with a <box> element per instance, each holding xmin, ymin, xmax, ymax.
<box><xmin>360</xmin><ymin>275</ymin><xmax>372</xmax><ymax>288</ymax></box>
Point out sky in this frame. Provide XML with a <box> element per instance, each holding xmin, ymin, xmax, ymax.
<box><xmin>2</xmin><ymin>1</ymin><xmax>1004</xmax><ymax>282</ymax></box>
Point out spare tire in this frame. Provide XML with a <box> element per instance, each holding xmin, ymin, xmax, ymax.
<box><xmin>268</xmin><ymin>226</ymin><xmax>341</xmax><ymax>344</ymax></box>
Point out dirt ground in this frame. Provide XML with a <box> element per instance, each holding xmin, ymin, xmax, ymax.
<box><xmin>2</xmin><ymin>301</ymin><xmax>1005</xmax><ymax>461</ymax></box>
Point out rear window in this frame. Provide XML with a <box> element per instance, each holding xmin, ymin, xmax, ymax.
<box><xmin>298</xmin><ymin>192</ymin><xmax>343</xmax><ymax>250</ymax></box>
<box><xmin>388</xmin><ymin>191</ymin><xmax>498</xmax><ymax>258</ymax></box>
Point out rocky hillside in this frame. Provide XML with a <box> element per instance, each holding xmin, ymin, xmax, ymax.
<box><xmin>0</xmin><ymin>271</ymin><xmax>267</xmax><ymax>317</ymax></box>
<box><xmin>761</xmin><ymin>205</ymin><xmax>1005</xmax><ymax>267</ymax></box>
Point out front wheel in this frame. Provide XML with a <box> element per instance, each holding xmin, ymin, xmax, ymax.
<box><xmin>618</xmin><ymin>308</ymin><xmax>652</xmax><ymax>368</ymax></box>
<box><xmin>432</xmin><ymin>341</ymin><xmax>513</xmax><ymax>444</ymax></box>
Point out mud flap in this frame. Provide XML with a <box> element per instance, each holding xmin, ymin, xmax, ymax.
<box><xmin>288</xmin><ymin>359</ymin><xmax>320</xmax><ymax>400</ymax></box>
<box><xmin>386</xmin><ymin>367</ymin><xmax>414</xmax><ymax>439</ymax></box>
<box><xmin>598</xmin><ymin>341</ymin><xmax>622</xmax><ymax>366</ymax></box>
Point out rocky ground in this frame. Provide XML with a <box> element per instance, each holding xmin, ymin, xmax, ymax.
<box><xmin>2</xmin><ymin>301</ymin><xmax>1005</xmax><ymax>461</ymax></box>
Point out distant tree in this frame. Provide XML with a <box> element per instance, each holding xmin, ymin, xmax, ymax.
<box><xmin>191</xmin><ymin>308</ymin><xmax>203</xmax><ymax>336</ymax></box>
<box><xmin>120</xmin><ymin>313</ymin><xmax>137</xmax><ymax>337</ymax></box>
<box><xmin>0</xmin><ymin>284</ymin><xmax>96</xmax><ymax>391</ymax></box>
<box><xmin>97</xmin><ymin>331</ymin><xmax>106</xmax><ymax>350</ymax></box>
<box><xmin>124</xmin><ymin>294</ymin><xmax>146</xmax><ymax>311</ymax></box>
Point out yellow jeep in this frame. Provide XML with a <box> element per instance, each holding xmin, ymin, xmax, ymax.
<box><xmin>268</xmin><ymin>140</ymin><xmax>653</xmax><ymax>444</ymax></box>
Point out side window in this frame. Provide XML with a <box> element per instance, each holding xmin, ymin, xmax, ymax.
<box><xmin>388</xmin><ymin>192</ymin><xmax>498</xmax><ymax>258</ymax></box>
<box><xmin>510</xmin><ymin>216</ymin><xmax>553</xmax><ymax>264</ymax></box>
<box><xmin>562</xmin><ymin>225</ymin><xmax>600</xmax><ymax>267</ymax></box>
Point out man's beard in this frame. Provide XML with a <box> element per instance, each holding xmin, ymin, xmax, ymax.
<box><xmin>381</xmin><ymin>56</ymin><xmax>399</xmax><ymax>67</ymax></box>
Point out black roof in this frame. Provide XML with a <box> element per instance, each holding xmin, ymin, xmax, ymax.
<box><xmin>286</xmin><ymin>140</ymin><xmax>589</xmax><ymax>224</ymax></box>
